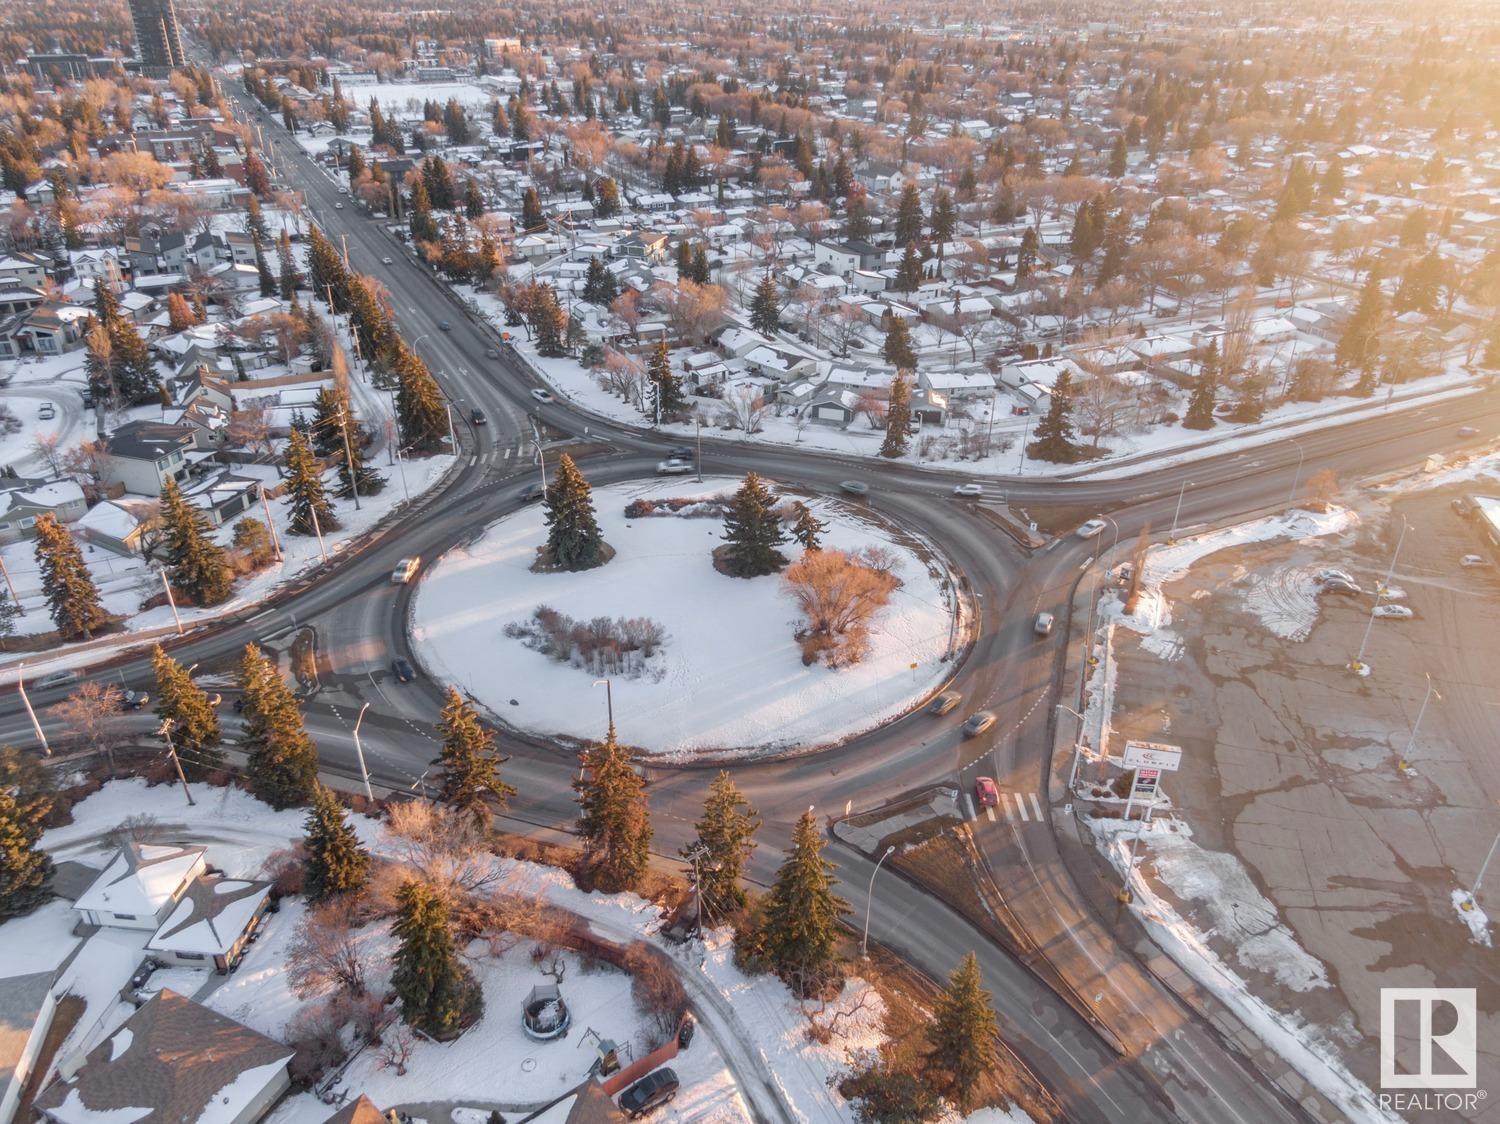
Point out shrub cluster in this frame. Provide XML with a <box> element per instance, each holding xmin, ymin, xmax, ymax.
<box><xmin>505</xmin><ymin>605</ymin><xmax>667</xmax><ymax>677</ymax></box>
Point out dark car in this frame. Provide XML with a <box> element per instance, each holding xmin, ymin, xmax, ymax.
<box><xmin>520</xmin><ymin>482</ymin><xmax>547</xmax><ymax>503</ymax></box>
<box><xmin>438</xmin><ymin>321</ymin><xmax>452</xmax><ymax>331</ymax></box>
<box><xmin>668</xmin><ymin>446</ymin><xmax>694</xmax><ymax>460</ymax></box>
<box><xmin>391</xmin><ymin>658</ymin><xmax>416</xmax><ymax>683</ymax></box>
<box><xmin>120</xmin><ymin>690</ymin><xmax>149</xmax><ymax>711</ymax></box>
<box><xmin>471</xmin><ymin>408</ymin><xmax>487</xmax><ymax>425</ymax></box>
<box><xmin>961</xmin><ymin>711</ymin><xmax>997</xmax><ymax>738</ymax></box>
<box><xmin>618</xmin><ymin>1068</ymin><xmax>679</xmax><ymax>1118</ymax></box>
<box><xmin>486</xmin><ymin>348</ymin><xmax>500</xmax><ymax>359</ymax></box>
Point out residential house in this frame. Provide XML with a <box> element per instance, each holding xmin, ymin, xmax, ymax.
<box><xmin>804</xmin><ymin>387</ymin><xmax>864</xmax><ymax>426</ymax></box>
<box><xmin>72</xmin><ymin>843</ymin><xmax>208</xmax><ymax>931</ymax></box>
<box><xmin>103</xmin><ymin>421</ymin><xmax>197</xmax><ymax>496</ymax></box>
<box><xmin>918</xmin><ymin>371</ymin><xmax>997</xmax><ymax>402</ymax></box>
<box><xmin>19</xmin><ymin>303</ymin><xmax>90</xmax><ymax>355</ymax></box>
<box><xmin>812</xmin><ymin>242</ymin><xmax>861</xmax><ymax>277</ymax></box>
<box><xmin>36</xmin><ymin>990</ymin><xmax>291</xmax><ymax>1124</ymax></box>
<box><xmin>146</xmin><ymin>876</ymin><xmax>272</xmax><ymax>973</ymax></box>
<box><xmin>0</xmin><ymin>256</ymin><xmax>47</xmax><ymax>290</ymax></box>
<box><xmin>181</xmin><ymin>471</ymin><xmax>261</xmax><ymax>526</ymax></box>
<box><xmin>0</xmin><ymin>289</ymin><xmax>44</xmax><ymax>318</ymax></box>
<box><xmin>0</xmin><ymin>480</ymin><xmax>87</xmax><ymax>544</ymax></box>
<box><xmin>0</xmin><ymin>969</ymin><xmax>60</xmax><ymax>1124</ymax></box>
<box><xmin>75</xmin><ymin>498</ymin><xmax>160</xmax><ymax>558</ymax></box>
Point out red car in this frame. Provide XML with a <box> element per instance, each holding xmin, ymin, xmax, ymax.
<box><xmin>975</xmin><ymin>777</ymin><xmax>999</xmax><ymax>808</ymax></box>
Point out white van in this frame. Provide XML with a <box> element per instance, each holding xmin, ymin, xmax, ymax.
<box><xmin>391</xmin><ymin>557</ymin><xmax>421</xmax><ymax>584</ymax></box>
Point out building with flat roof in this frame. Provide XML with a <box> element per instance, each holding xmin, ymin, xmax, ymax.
<box><xmin>127</xmin><ymin>0</ymin><xmax>186</xmax><ymax>74</ymax></box>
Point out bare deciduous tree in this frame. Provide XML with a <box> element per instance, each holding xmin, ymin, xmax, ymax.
<box><xmin>287</xmin><ymin>902</ymin><xmax>370</xmax><ymax>999</ymax></box>
<box><xmin>783</xmin><ymin>548</ymin><xmax>901</xmax><ymax>668</ymax></box>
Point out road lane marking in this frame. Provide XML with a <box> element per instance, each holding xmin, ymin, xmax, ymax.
<box><xmin>962</xmin><ymin>795</ymin><xmax>976</xmax><ymax>820</ymax></box>
<box><xmin>1030</xmin><ymin>792</ymin><xmax>1044</xmax><ymax>819</ymax></box>
<box><xmin>1014</xmin><ymin>793</ymin><xmax>1029</xmax><ymax>821</ymax></box>
<box><xmin>985</xmin><ymin>805</ymin><xmax>995</xmax><ymax>822</ymax></box>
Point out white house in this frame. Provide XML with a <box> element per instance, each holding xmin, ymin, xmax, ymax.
<box><xmin>73</xmin><ymin>843</ymin><xmax>207</xmax><ymax>931</ymax></box>
<box><xmin>146</xmin><ymin>877</ymin><xmax>272</xmax><ymax>973</ymax></box>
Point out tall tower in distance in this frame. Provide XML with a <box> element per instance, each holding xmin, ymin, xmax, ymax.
<box><xmin>128</xmin><ymin>0</ymin><xmax>187</xmax><ymax>75</ymax></box>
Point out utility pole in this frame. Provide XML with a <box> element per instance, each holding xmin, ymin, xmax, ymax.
<box><xmin>593</xmin><ymin>678</ymin><xmax>613</xmax><ymax>728</ymax></box>
<box><xmin>309</xmin><ymin>502</ymin><xmax>329</xmax><ymax>563</ymax></box>
<box><xmin>259</xmin><ymin>488</ymin><xmax>283</xmax><ymax>561</ymax></box>
<box><xmin>861</xmin><ymin>845</ymin><xmax>896</xmax><ymax>958</ymax></box>
<box><xmin>695</xmin><ymin>417</ymin><xmax>703</xmax><ymax>483</ymax></box>
<box><xmin>0</xmin><ymin>555</ymin><xmax>19</xmax><ymax>606</ymax></box>
<box><xmin>158</xmin><ymin>566</ymin><xmax>183</xmax><ymax>635</ymax></box>
<box><xmin>337</xmin><ymin>407</ymin><xmax>362</xmax><ymax>510</ymax></box>
<box><xmin>446</xmin><ymin>402</ymin><xmax>457</xmax><ymax>452</ymax></box>
<box><xmin>1016</xmin><ymin>416</ymin><xmax>1030</xmax><ymax>474</ymax></box>
<box><xmin>351</xmin><ymin>701</ymin><xmax>374</xmax><ymax>802</ymax></box>
<box><xmin>16</xmin><ymin>664</ymin><xmax>49</xmax><ymax>756</ymax></box>
<box><xmin>159</xmin><ymin>719</ymin><xmax>195</xmax><ymax>805</ymax></box>
<box><xmin>1287</xmin><ymin>439</ymin><xmax>1306</xmax><ymax>508</ymax></box>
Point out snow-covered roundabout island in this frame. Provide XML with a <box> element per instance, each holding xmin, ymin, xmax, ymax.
<box><xmin>411</xmin><ymin>477</ymin><xmax>959</xmax><ymax>757</ymax></box>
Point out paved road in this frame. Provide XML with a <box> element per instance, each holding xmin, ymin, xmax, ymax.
<box><xmin>15</xmin><ymin>76</ymin><xmax>1500</xmax><ymax>1121</ymax></box>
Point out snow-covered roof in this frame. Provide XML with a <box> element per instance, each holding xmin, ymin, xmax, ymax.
<box><xmin>147</xmin><ymin>877</ymin><xmax>270</xmax><ymax>958</ymax></box>
<box><xmin>73</xmin><ymin>844</ymin><xmax>205</xmax><ymax>919</ymax></box>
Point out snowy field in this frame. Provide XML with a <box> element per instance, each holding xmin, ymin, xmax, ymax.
<box><xmin>411</xmin><ymin>478</ymin><xmax>956</xmax><ymax>756</ymax></box>
<box><xmin>0</xmin><ymin>776</ymin><xmax>1007</xmax><ymax>1124</ymax></box>
<box><xmin>353</xmin><ymin>83</ymin><xmax>499</xmax><ymax>117</ymax></box>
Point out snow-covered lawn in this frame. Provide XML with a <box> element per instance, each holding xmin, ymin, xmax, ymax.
<box><xmin>351</xmin><ymin>83</ymin><xmax>500</xmax><ymax>117</ymax></box>
<box><xmin>411</xmin><ymin>478</ymin><xmax>956</xmax><ymax>756</ymax></box>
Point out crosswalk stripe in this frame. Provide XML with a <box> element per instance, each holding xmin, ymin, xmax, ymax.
<box><xmin>1013</xmin><ymin>793</ymin><xmax>1029</xmax><ymax>822</ymax></box>
<box><xmin>1030</xmin><ymin>793</ymin><xmax>1044</xmax><ymax>819</ymax></box>
<box><xmin>984</xmin><ymin>805</ymin><xmax>995</xmax><ymax>822</ymax></box>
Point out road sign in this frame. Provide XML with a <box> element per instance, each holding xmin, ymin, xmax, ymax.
<box><xmin>1123</xmin><ymin>740</ymin><xmax>1182</xmax><ymax>772</ymax></box>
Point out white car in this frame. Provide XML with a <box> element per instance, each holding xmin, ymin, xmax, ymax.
<box><xmin>530</xmin><ymin>388</ymin><xmax>555</xmax><ymax>403</ymax></box>
<box><xmin>1076</xmin><ymin>518</ymin><xmax>1108</xmax><ymax>539</ymax></box>
<box><xmin>391</xmin><ymin>557</ymin><xmax>421</xmax><ymax>584</ymax></box>
<box><xmin>382</xmin><ymin>256</ymin><xmax>393</xmax><ymax>265</ymax></box>
<box><xmin>334</xmin><ymin>201</ymin><xmax>344</xmax><ymax>210</ymax></box>
<box><xmin>1460</xmin><ymin>554</ymin><xmax>1491</xmax><ymax>568</ymax></box>
<box><xmin>1316</xmin><ymin>568</ymin><xmax>1357</xmax><ymax>586</ymax></box>
<box><xmin>655</xmin><ymin>459</ymin><xmax>693</xmax><ymax>476</ymax></box>
<box><xmin>953</xmin><ymin>482</ymin><xmax>985</xmax><ymax>497</ymax></box>
<box><xmin>1371</xmin><ymin>604</ymin><xmax>1414</xmax><ymax>620</ymax></box>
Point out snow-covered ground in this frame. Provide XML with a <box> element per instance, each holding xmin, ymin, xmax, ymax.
<box><xmin>352</xmin><ymin>83</ymin><xmax>500</xmax><ymax>117</ymax></box>
<box><xmin>411</xmin><ymin>478</ymin><xmax>957</xmax><ymax>756</ymax></box>
<box><xmin>0</xmin><ymin>776</ymin><xmax>1026</xmax><ymax>1123</ymax></box>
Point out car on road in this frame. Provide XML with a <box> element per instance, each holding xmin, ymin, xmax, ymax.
<box><xmin>32</xmin><ymin>670</ymin><xmax>78</xmax><ymax>691</ymax></box>
<box><xmin>1034</xmin><ymin>611</ymin><xmax>1055</xmax><ymax>636</ymax></box>
<box><xmin>1453</xmin><ymin>497</ymin><xmax>1476</xmax><ymax>517</ymax></box>
<box><xmin>438</xmin><ymin>321</ymin><xmax>452</xmax><ymax>331</ymax></box>
<box><xmin>617</xmin><ymin>1068</ymin><xmax>678</xmax><ymax>1119</ymax></box>
<box><xmin>928</xmin><ymin>690</ymin><xmax>962</xmax><ymax>716</ymax></box>
<box><xmin>37</xmin><ymin>403</ymin><xmax>55</xmax><ymax>420</ymax></box>
<box><xmin>953</xmin><ymin>482</ymin><xmax>985</xmax><ymax>497</ymax></box>
<box><xmin>391</xmin><ymin>557</ymin><xmax>421</xmax><ymax>584</ymax></box>
<box><xmin>839</xmin><ymin>480</ymin><xmax>870</xmax><ymax>496</ymax></box>
<box><xmin>1458</xmin><ymin>426</ymin><xmax>1479</xmax><ymax>438</ymax></box>
<box><xmin>668</xmin><ymin>446</ymin><xmax>694</xmax><ymax>460</ymax></box>
<box><xmin>655</xmin><ymin>459</ymin><xmax>693</xmax><ymax>475</ymax></box>
<box><xmin>338</xmin><ymin>186</ymin><xmax>349</xmax><ymax>195</ymax></box>
<box><xmin>334</xmin><ymin>201</ymin><xmax>344</xmax><ymax>209</ymax></box>
<box><xmin>519</xmin><ymin>482</ymin><xmax>547</xmax><ymax>503</ymax></box>
<box><xmin>382</xmin><ymin>256</ymin><xmax>393</xmax><ymax>265</ymax></box>
<box><xmin>1320</xmin><ymin>578</ymin><xmax>1362</xmax><ymax>596</ymax></box>
<box><xmin>961</xmin><ymin>711</ymin><xmax>997</xmax><ymax>738</ymax></box>
<box><xmin>120</xmin><ymin>690</ymin><xmax>149</xmax><ymax>711</ymax></box>
<box><xmin>470</xmin><ymin>408</ymin><xmax>486</xmax><ymax>426</ymax></box>
<box><xmin>486</xmin><ymin>348</ymin><xmax>499</xmax><ymax>359</ymax></box>
<box><xmin>1372</xmin><ymin>604</ymin><xmax>1415</xmax><ymax>619</ymax></box>
<box><xmin>530</xmin><ymin>388</ymin><xmax>555</xmax><ymax>403</ymax></box>
<box><xmin>1460</xmin><ymin>554</ymin><xmax>1491</xmax><ymax>568</ymax></box>
<box><xmin>391</xmin><ymin>657</ymin><xmax>417</xmax><ymax>682</ymax></box>
<box><xmin>1076</xmin><ymin>518</ymin><xmax>1108</xmax><ymax>539</ymax></box>
<box><xmin>974</xmin><ymin>776</ymin><xmax>999</xmax><ymax>807</ymax></box>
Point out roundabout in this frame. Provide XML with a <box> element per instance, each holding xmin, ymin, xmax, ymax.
<box><xmin>410</xmin><ymin>477</ymin><xmax>962</xmax><ymax>758</ymax></box>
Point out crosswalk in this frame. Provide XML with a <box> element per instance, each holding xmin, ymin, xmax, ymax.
<box><xmin>972</xmin><ymin>791</ymin><xmax>1045</xmax><ymax>824</ymax></box>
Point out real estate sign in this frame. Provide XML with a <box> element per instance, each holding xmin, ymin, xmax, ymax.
<box><xmin>1123</xmin><ymin>740</ymin><xmax>1182</xmax><ymax>772</ymax></box>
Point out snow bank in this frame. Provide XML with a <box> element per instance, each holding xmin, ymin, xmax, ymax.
<box><xmin>412</xmin><ymin>478</ymin><xmax>955</xmax><ymax>756</ymax></box>
<box><xmin>1451</xmin><ymin>889</ymin><xmax>1492</xmax><ymax>948</ymax></box>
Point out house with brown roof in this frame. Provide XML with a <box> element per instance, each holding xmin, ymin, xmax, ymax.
<box><xmin>36</xmin><ymin>990</ymin><xmax>291</xmax><ymax>1124</ymax></box>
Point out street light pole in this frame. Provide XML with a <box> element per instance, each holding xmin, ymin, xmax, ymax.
<box><xmin>1057</xmin><ymin>703</ymin><xmax>1087</xmax><ymax>790</ymax></box>
<box><xmin>1287</xmin><ymin>439</ymin><xmax>1306</xmax><ymax>508</ymax></box>
<box><xmin>351</xmin><ymin>701</ymin><xmax>374</xmax><ymax>802</ymax></box>
<box><xmin>16</xmin><ymin>664</ymin><xmax>49</xmax><ymax>756</ymax></box>
<box><xmin>1352</xmin><ymin>516</ymin><xmax>1408</xmax><ymax>673</ymax></box>
<box><xmin>593</xmin><ymin>678</ymin><xmax>613</xmax><ymax>729</ymax></box>
<box><xmin>1463</xmin><ymin>829</ymin><xmax>1500</xmax><ymax>912</ymax></box>
<box><xmin>157</xmin><ymin>566</ymin><xmax>184</xmax><ymax>635</ymax></box>
<box><xmin>861</xmin><ymin>844</ymin><xmax>897</xmax><ymax>958</ymax></box>
<box><xmin>1169</xmin><ymin>480</ymin><xmax>1191</xmax><ymax>544</ymax></box>
<box><xmin>159</xmin><ymin>719</ymin><xmax>195</xmax><ymax>806</ymax></box>
<box><xmin>1398</xmin><ymin>675</ymin><xmax>1439</xmax><ymax>769</ymax></box>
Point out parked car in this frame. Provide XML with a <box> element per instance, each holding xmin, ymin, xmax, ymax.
<box><xmin>1316</xmin><ymin>568</ymin><xmax>1357</xmax><ymax>586</ymax></box>
<box><xmin>974</xmin><ymin>776</ymin><xmax>999</xmax><ymax>807</ymax></box>
<box><xmin>655</xmin><ymin>459</ymin><xmax>693</xmax><ymax>475</ymax></box>
<box><xmin>1372</xmin><ymin>604</ymin><xmax>1415</xmax><ymax>619</ymax></box>
<box><xmin>530</xmin><ymin>388</ymin><xmax>555</xmax><ymax>403</ymax></box>
<box><xmin>1034</xmin><ymin>611</ymin><xmax>1055</xmax><ymax>636</ymax></box>
<box><xmin>1452</xmin><ymin>497</ymin><xmax>1476</xmax><ymax>517</ymax></box>
<box><xmin>1076</xmin><ymin>518</ymin><xmax>1108</xmax><ymax>539</ymax></box>
<box><xmin>391</xmin><ymin>658</ymin><xmax>417</xmax><ymax>682</ymax></box>
<box><xmin>839</xmin><ymin>480</ymin><xmax>870</xmax><ymax>496</ymax></box>
<box><xmin>962</xmin><ymin>711</ymin><xmax>997</xmax><ymax>738</ymax></box>
<box><xmin>120</xmin><ymin>690</ymin><xmax>149</xmax><ymax>711</ymax></box>
<box><xmin>618</xmin><ymin>1068</ymin><xmax>679</xmax><ymax>1118</ymax></box>
<box><xmin>1458</xmin><ymin>426</ymin><xmax>1479</xmax><ymax>438</ymax></box>
<box><xmin>37</xmin><ymin>403</ymin><xmax>56</xmax><ymax>420</ymax></box>
<box><xmin>953</xmin><ymin>482</ymin><xmax>984</xmax><ymax>497</ymax></box>
<box><xmin>391</xmin><ymin>557</ymin><xmax>421</xmax><ymax>584</ymax></box>
<box><xmin>1460</xmin><ymin>554</ymin><xmax>1491</xmax><ymax>568</ymax></box>
<box><xmin>471</xmin><ymin>408</ymin><xmax>487</xmax><ymax>426</ymax></box>
<box><xmin>928</xmin><ymin>690</ymin><xmax>962</xmax><ymax>716</ymax></box>
<box><xmin>1320</xmin><ymin>578</ymin><xmax>1362</xmax><ymax>596</ymax></box>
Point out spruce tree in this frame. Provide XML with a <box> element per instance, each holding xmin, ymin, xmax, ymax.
<box><xmin>0</xmin><ymin>787</ymin><xmax>53</xmax><ymax>920</ymax></box>
<box><xmin>896</xmin><ymin>242</ymin><xmax>924</xmax><ymax>292</ymax></box>
<box><xmin>253</xmin><ymin>234</ymin><xmax>276</xmax><ymax>297</ymax></box>
<box><xmin>683</xmin><ymin>772</ymin><xmax>759</xmax><ymax>920</ymax></box>
<box><xmin>33</xmin><ymin>513</ymin><xmax>108</xmax><ymax>640</ymax></box>
<box><xmin>159</xmin><ymin>478</ymin><xmax>233</xmax><ymax>606</ymax></box>
<box><xmin>721</xmin><ymin>472</ymin><xmax>788</xmax><ymax>577</ymax></box>
<box><xmin>302</xmin><ymin>783</ymin><xmax>369</xmax><ymax>902</ymax></box>
<box><xmin>881</xmin><ymin>374</ymin><xmax>912</xmax><ymax>458</ymax></box>
<box><xmin>240</xmin><ymin>642</ymin><xmax>319</xmax><ymax>809</ymax></box>
<box><xmin>1028</xmin><ymin>369</ymin><xmax>1080</xmax><ymax>463</ymax></box>
<box><xmin>573</xmin><ymin>724</ymin><xmax>652</xmax><ymax>893</ymax></box>
<box><xmin>894</xmin><ymin>182</ymin><xmax>923</xmax><ymax>244</ymax></box>
<box><xmin>83</xmin><ymin>320</ymin><xmax>115</xmax><ymax>407</ymax></box>
<box><xmin>1336</xmin><ymin>276</ymin><xmax>1385</xmax><ymax>370</ymax></box>
<box><xmin>749</xmin><ymin>273</ymin><xmax>781</xmax><ymax>335</ymax></box>
<box><xmin>647</xmin><ymin>339</ymin><xmax>686</xmax><ymax>416</ymax></box>
<box><xmin>1108</xmin><ymin>134</ymin><xmax>1127</xmax><ymax>178</ymax></box>
<box><xmin>521</xmin><ymin>186</ymin><xmax>545</xmax><ymax>230</ymax></box>
<box><xmin>151</xmin><ymin>645</ymin><xmax>223</xmax><ymax>779</ymax></box>
<box><xmin>533</xmin><ymin>286</ymin><xmax>567</xmax><ymax>356</ymax></box>
<box><xmin>925</xmin><ymin>952</ymin><xmax>1001</xmax><ymax>1112</ymax></box>
<box><xmin>435</xmin><ymin>687</ymin><xmax>516</xmax><ymax>826</ymax></box>
<box><xmin>391</xmin><ymin>879</ymin><xmax>482</xmax><ymax>1036</ymax></box>
<box><xmin>789</xmin><ymin>502</ymin><xmax>826</xmax><ymax>552</ymax></box>
<box><xmin>1015</xmin><ymin>227</ymin><xmax>1039</xmax><ymax>281</ymax></box>
<box><xmin>1182</xmin><ymin>341</ymin><xmax>1219</xmax><ymax>430</ymax></box>
<box><xmin>543</xmin><ymin>454</ymin><xmax>607</xmax><ymax>570</ymax></box>
<box><xmin>277</xmin><ymin>230</ymin><xmax>300</xmax><ymax>301</ymax></box>
<box><xmin>166</xmin><ymin>291</ymin><xmax>196</xmax><ymax>332</ymax></box>
<box><xmin>929</xmin><ymin>188</ymin><xmax>956</xmax><ymax>246</ymax></box>
<box><xmin>760</xmin><ymin>811</ymin><xmax>849</xmax><ymax>993</ymax></box>
<box><xmin>107</xmin><ymin>319</ymin><xmax>156</xmax><ymax>402</ymax></box>
<box><xmin>882</xmin><ymin>316</ymin><xmax>918</xmax><ymax>369</ymax></box>
<box><xmin>283</xmin><ymin>429</ymin><xmax>340</xmax><ymax>536</ymax></box>
<box><xmin>392</xmin><ymin>342</ymin><xmax>449</xmax><ymax>454</ymax></box>
<box><xmin>594</xmin><ymin>177</ymin><xmax>620</xmax><ymax>218</ymax></box>
<box><xmin>582</xmin><ymin>256</ymin><xmax>617</xmax><ymax>305</ymax></box>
